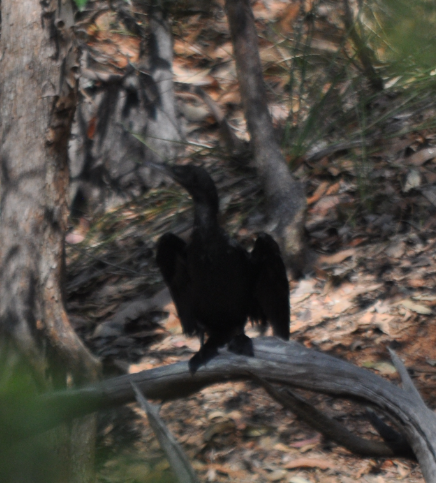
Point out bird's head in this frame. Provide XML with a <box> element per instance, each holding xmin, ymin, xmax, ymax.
<box><xmin>166</xmin><ymin>164</ymin><xmax>220</xmax><ymax>215</ymax></box>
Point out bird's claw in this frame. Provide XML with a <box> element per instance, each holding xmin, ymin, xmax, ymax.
<box><xmin>228</xmin><ymin>334</ymin><xmax>254</xmax><ymax>357</ymax></box>
<box><xmin>188</xmin><ymin>345</ymin><xmax>219</xmax><ymax>375</ymax></box>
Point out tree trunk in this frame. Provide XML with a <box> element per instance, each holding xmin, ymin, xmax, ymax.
<box><xmin>0</xmin><ymin>1</ymin><xmax>99</xmax><ymax>481</ymax></box>
<box><xmin>225</xmin><ymin>0</ymin><xmax>307</xmax><ymax>275</ymax></box>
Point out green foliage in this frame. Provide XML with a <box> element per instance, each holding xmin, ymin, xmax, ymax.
<box><xmin>73</xmin><ymin>0</ymin><xmax>89</xmax><ymax>10</ymax></box>
<box><xmin>367</xmin><ymin>0</ymin><xmax>436</xmax><ymax>73</ymax></box>
<box><xmin>279</xmin><ymin>0</ymin><xmax>436</xmax><ymax>159</ymax></box>
<box><xmin>0</xmin><ymin>364</ymin><xmax>56</xmax><ymax>482</ymax></box>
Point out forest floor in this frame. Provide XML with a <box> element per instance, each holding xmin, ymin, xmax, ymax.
<box><xmin>65</xmin><ymin>1</ymin><xmax>436</xmax><ymax>481</ymax></box>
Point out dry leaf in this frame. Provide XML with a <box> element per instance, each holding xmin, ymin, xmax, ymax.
<box><xmin>424</xmin><ymin>169</ymin><xmax>436</xmax><ymax>184</ymax></box>
<box><xmin>179</xmin><ymin>103</ymin><xmax>211</xmax><ymax>122</ymax></box>
<box><xmin>163</xmin><ymin>301</ymin><xmax>177</xmax><ymax>314</ymax></box>
<box><xmin>65</xmin><ymin>232</ymin><xmax>85</xmax><ymax>244</ymax></box>
<box><xmin>311</xmin><ymin>38</ymin><xmax>341</xmax><ymax>52</ymax></box>
<box><xmin>207</xmin><ymin>411</ymin><xmax>227</xmax><ymax>420</ymax></box>
<box><xmin>394</xmin><ymin>460</ymin><xmax>411</xmax><ymax>478</ymax></box>
<box><xmin>402</xmin><ymin>168</ymin><xmax>421</xmax><ymax>192</ymax></box>
<box><xmin>413</xmin><ymin>294</ymin><xmax>436</xmax><ymax>302</ymax></box>
<box><xmin>349</xmin><ymin>237</ymin><xmax>368</xmax><ymax>247</ymax></box>
<box><xmin>373</xmin><ymin>300</ymin><xmax>391</xmax><ymax>314</ymax></box>
<box><xmin>385</xmin><ymin>240</ymin><xmax>406</xmax><ymax>258</ymax></box>
<box><xmin>203</xmin><ymin>421</ymin><xmax>235</xmax><ymax>442</ymax></box>
<box><xmin>87</xmin><ymin>116</ymin><xmax>97</xmax><ymax>139</ymax></box>
<box><xmin>290</xmin><ymin>319</ymin><xmax>309</xmax><ymax>333</ymax></box>
<box><xmin>375</xmin><ymin>314</ymin><xmax>394</xmax><ymax>335</ymax></box>
<box><xmin>66</xmin><ymin>218</ymin><xmax>90</xmax><ymax>244</ymax></box>
<box><xmin>277</xmin><ymin>3</ymin><xmax>300</xmax><ymax>32</ymax></box>
<box><xmin>329</xmin><ymin>299</ymin><xmax>353</xmax><ymax>315</ymax></box>
<box><xmin>407</xmin><ymin>277</ymin><xmax>428</xmax><ymax>288</ymax></box>
<box><xmin>358</xmin><ymin>311</ymin><xmax>376</xmax><ymax>326</ymax></box>
<box><xmin>245</xmin><ymin>425</ymin><xmax>270</xmax><ymax>437</ymax></box>
<box><xmin>318</xmin><ymin>248</ymin><xmax>355</xmax><ymax>265</ymax></box>
<box><xmin>311</xmin><ymin>195</ymin><xmax>342</xmax><ymax>214</ymax></box>
<box><xmin>328</xmin><ymin>166</ymin><xmax>341</xmax><ymax>176</ymax></box>
<box><xmin>289</xmin><ymin>477</ymin><xmax>313</xmax><ymax>483</ymax></box>
<box><xmin>273</xmin><ymin>442</ymin><xmax>297</xmax><ymax>453</ymax></box>
<box><xmin>284</xmin><ymin>457</ymin><xmax>336</xmax><ymax>471</ymax></box>
<box><xmin>307</xmin><ymin>181</ymin><xmax>329</xmax><ymax>205</ymax></box>
<box><xmin>422</xmin><ymin>186</ymin><xmax>436</xmax><ymax>207</ymax></box>
<box><xmin>407</xmin><ymin>147</ymin><xmax>436</xmax><ymax>166</ymax></box>
<box><xmin>326</xmin><ymin>182</ymin><xmax>341</xmax><ymax>195</ymax></box>
<box><xmin>165</xmin><ymin>312</ymin><xmax>183</xmax><ymax>334</ymax></box>
<box><xmin>173</xmin><ymin>64</ymin><xmax>215</xmax><ymax>86</ymax></box>
<box><xmin>205</xmin><ymin>464</ymin><xmax>246</xmax><ymax>478</ymax></box>
<box><xmin>259</xmin><ymin>436</ymin><xmax>277</xmax><ymax>451</ymax></box>
<box><xmin>289</xmin><ymin>435</ymin><xmax>321</xmax><ymax>448</ymax></box>
<box><xmin>219</xmin><ymin>89</ymin><xmax>241</xmax><ymax>105</ymax></box>
<box><xmin>355</xmin><ymin>461</ymin><xmax>375</xmax><ymax>478</ymax></box>
<box><xmin>266</xmin><ymin>469</ymin><xmax>287</xmax><ymax>481</ymax></box>
<box><xmin>400</xmin><ymin>299</ymin><xmax>432</xmax><ymax>315</ymax></box>
<box><xmin>371</xmin><ymin>361</ymin><xmax>397</xmax><ymax>375</ymax></box>
<box><xmin>211</xmin><ymin>42</ymin><xmax>233</xmax><ymax>60</ymax></box>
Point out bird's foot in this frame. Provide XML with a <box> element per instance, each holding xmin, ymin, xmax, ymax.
<box><xmin>228</xmin><ymin>334</ymin><xmax>254</xmax><ymax>357</ymax></box>
<box><xmin>188</xmin><ymin>346</ymin><xmax>219</xmax><ymax>375</ymax></box>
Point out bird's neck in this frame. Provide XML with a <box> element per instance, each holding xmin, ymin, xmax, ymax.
<box><xmin>193</xmin><ymin>202</ymin><xmax>219</xmax><ymax>232</ymax></box>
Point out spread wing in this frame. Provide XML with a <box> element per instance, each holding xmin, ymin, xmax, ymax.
<box><xmin>156</xmin><ymin>233</ymin><xmax>198</xmax><ymax>336</ymax></box>
<box><xmin>250</xmin><ymin>233</ymin><xmax>290</xmax><ymax>340</ymax></box>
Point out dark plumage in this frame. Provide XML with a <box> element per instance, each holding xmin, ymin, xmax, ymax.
<box><xmin>154</xmin><ymin>164</ymin><xmax>290</xmax><ymax>373</ymax></box>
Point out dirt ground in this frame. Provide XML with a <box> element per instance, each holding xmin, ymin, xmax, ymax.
<box><xmin>64</xmin><ymin>1</ymin><xmax>436</xmax><ymax>481</ymax></box>
<box><xmin>67</xmin><ymin>162</ymin><xmax>436</xmax><ymax>483</ymax></box>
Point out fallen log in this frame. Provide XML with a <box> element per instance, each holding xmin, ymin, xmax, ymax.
<box><xmin>6</xmin><ymin>338</ymin><xmax>436</xmax><ymax>481</ymax></box>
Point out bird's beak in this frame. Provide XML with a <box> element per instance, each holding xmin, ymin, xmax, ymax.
<box><xmin>147</xmin><ymin>161</ymin><xmax>185</xmax><ymax>186</ymax></box>
<box><xmin>147</xmin><ymin>160</ymin><xmax>171</xmax><ymax>175</ymax></box>
<box><xmin>148</xmin><ymin>160</ymin><xmax>182</xmax><ymax>182</ymax></box>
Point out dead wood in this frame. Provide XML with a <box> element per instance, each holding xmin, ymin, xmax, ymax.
<box><xmin>15</xmin><ymin>338</ymin><xmax>436</xmax><ymax>481</ymax></box>
<box><xmin>132</xmin><ymin>381</ymin><xmax>200</xmax><ymax>483</ymax></box>
<box><xmin>224</xmin><ymin>0</ymin><xmax>306</xmax><ymax>273</ymax></box>
<box><xmin>250</xmin><ymin>373</ymin><xmax>414</xmax><ymax>460</ymax></box>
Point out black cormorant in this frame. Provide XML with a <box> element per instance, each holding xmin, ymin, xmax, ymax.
<box><xmin>154</xmin><ymin>163</ymin><xmax>290</xmax><ymax>373</ymax></box>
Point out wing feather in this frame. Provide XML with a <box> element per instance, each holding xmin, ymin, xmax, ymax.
<box><xmin>250</xmin><ymin>233</ymin><xmax>290</xmax><ymax>340</ymax></box>
<box><xmin>156</xmin><ymin>233</ymin><xmax>198</xmax><ymax>336</ymax></box>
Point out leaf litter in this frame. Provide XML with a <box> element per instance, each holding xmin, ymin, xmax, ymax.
<box><xmin>62</xmin><ymin>0</ymin><xmax>436</xmax><ymax>481</ymax></box>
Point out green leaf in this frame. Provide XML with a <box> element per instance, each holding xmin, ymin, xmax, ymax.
<box><xmin>362</xmin><ymin>360</ymin><xmax>397</xmax><ymax>374</ymax></box>
<box><xmin>73</xmin><ymin>0</ymin><xmax>88</xmax><ymax>10</ymax></box>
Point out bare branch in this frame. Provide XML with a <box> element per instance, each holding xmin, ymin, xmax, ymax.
<box><xmin>131</xmin><ymin>380</ymin><xmax>200</xmax><ymax>483</ymax></box>
<box><xmin>7</xmin><ymin>338</ymin><xmax>436</xmax><ymax>481</ymax></box>
<box><xmin>249</xmin><ymin>372</ymin><xmax>414</xmax><ymax>459</ymax></box>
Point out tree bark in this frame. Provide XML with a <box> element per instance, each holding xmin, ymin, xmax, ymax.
<box><xmin>225</xmin><ymin>0</ymin><xmax>307</xmax><ymax>274</ymax></box>
<box><xmin>0</xmin><ymin>1</ymin><xmax>99</xmax><ymax>481</ymax></box>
